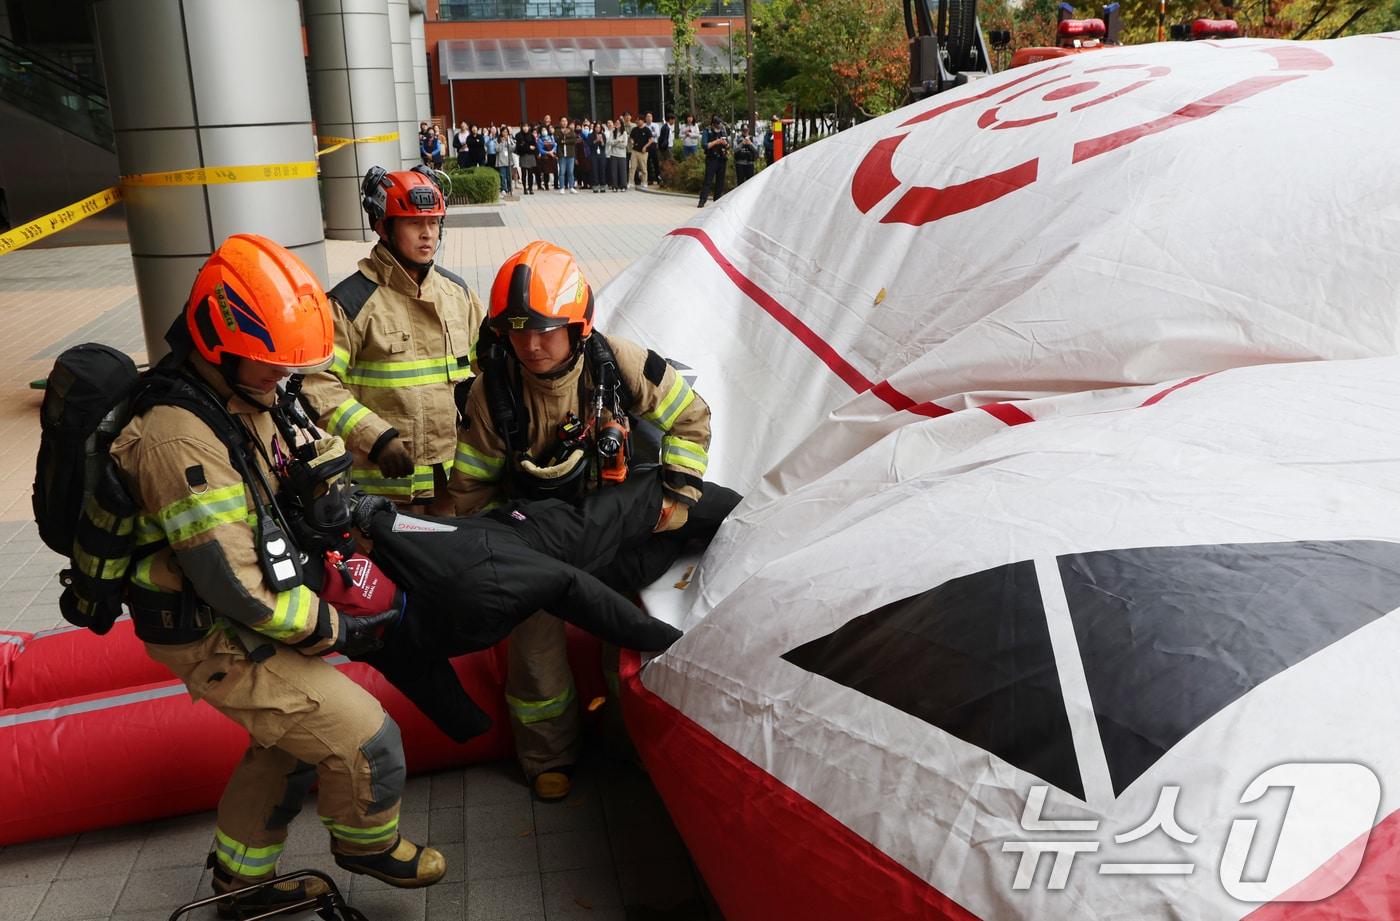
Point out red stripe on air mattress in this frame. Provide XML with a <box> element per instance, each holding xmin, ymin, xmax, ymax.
<box><xmin>670</xmin><ymin>227</ymin><xmax>983</xmax><ymax>423</ymax></box>
<box><xmin>619</xmin><ymin>649</ymin><xmax>978</xmax><ymax>921</ymax></box>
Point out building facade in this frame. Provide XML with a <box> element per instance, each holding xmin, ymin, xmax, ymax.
<box><xmin>425</xmin><ymin>0</ymin><xmax>745</xmax><ymax>126</ymax></box>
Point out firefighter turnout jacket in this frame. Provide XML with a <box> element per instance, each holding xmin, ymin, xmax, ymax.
<box><xmin>109</xmin><ymin>355</ymin><xmax>412</xmax><ymax>878</ymax></box>
<box><xmin>302</xmin><ymin>243</ymin><xmax>486</xmax><ymax>501</ymax></box>
<box><xmin>110</xmin><ymin>357</ymin><xmax>342</xmax><ymax>653</ymax></box>
<box><xmin>448</xmin><ymin>334</ymin><xmax>711</xmax><ymax>516</ymax></box>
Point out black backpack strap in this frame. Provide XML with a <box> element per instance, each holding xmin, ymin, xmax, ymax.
<box><xmin>587</xmin><ymin>332</ymin><xmax>634</xmax><ymax>414</ymax></box>
<box><xmin>435</xmin><ymin>266</ymin><xmax>472</xmax><ymax>297</ymax></box>
<box><xmin>475</xmin><ymin>324</ymin><xmax>529</xmax><ymax>455</ymax></box>
<box><xmin>130</xmin><ymin>368</ymin><xmax>251</xmax><ymax>471</ymax></box>
<box><xmin>328</xmin><ymin>270</ymin><xmax>378</xmax><ymax>323</ymax></box>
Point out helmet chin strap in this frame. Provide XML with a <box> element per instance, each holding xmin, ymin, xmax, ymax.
<box><xmin>216</xmin><ymin>355</ymin><xmax>277</xmax><ymax>411</ymax></box>
<box><xmin>380</xmin><ymin>217</ymin><xmax>446</xmax><ymax>277</ymax></box>
<box><xmin>533</xmin><ymin>349</ymin><xmax>583</xmax><ymax>381</ymax></box>
<box><xmin>528</xmin><ymin>330</ymin><xmax>587</xmax><ymax>381</ymax></box>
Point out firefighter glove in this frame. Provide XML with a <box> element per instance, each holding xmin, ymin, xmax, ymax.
<box><xmin>377</xmin><ymin>438</ymin><xmax>415</xmax><ymax>478</ymax></box>
<box><xmin>519</xmin><ymin>448</ymin><xmax>586</xmax><ymax>481</ymax></box>
<box><xmin>334</xmin><ymin>591</ymin><xmax>407</xmax><ymax>656</ymax></box>
<box><xmin>351</xmin><ymin>491</ymin><xmax>396</xmax><ymax>533</ymax></box>
<box><xmin>655</xmin><ymin>497</ymin><xmax>690</xmax><ymax>533</ymax></box>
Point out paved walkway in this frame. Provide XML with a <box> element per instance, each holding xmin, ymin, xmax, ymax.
<box><xmin>0</xmin><ymin>190</ymin><xmax>720</xmax><ymax>921</ymax></box>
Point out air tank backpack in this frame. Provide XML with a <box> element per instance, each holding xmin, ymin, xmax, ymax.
<box><xmin>32</xmin><ymin>344</ymin><xmax>254</xmax><ymax>635</ymax></box>
<box><xmin>32</xmin><ymin>343</ymin><xmax>142</xmax><ymax>634</ymax></box>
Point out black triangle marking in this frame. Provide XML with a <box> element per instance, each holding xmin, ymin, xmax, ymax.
<box><xmin>783</xmin><ymin>561</ymin><xmax>1085</xmax><ymax>799</ymax></box>
<box><xmin>1063</xmin><ymin>539</ymin><xmax>1400</xmax><ymax>795</ymax></box>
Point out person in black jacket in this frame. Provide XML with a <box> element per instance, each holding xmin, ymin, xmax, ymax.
<box><xmin>347</xmin><ymin>469</ymin><xmax>736</xmax><ymax>742</ymax></box>
<box><xmin>465</xmin><ymin>125</ymin><xmax>487</xmax><ymax>169</ymax></box>
<box><xmin>698</xmin><ymin>115</ymin><xmax>729</xmax><ymax>208</ymax></box>
<box><xmin>734</xmin><ymin>131</ymin><xmax>758</xmax><ymax>185</ymax></box>
<box><xmin>657</xmin><ymin>115</ymin><xmax>675</xmax><ymax>185</ymax></box>
<box><xmin>515</xmin><ymin>126</ymin><xmax>538</xmax><ymax>195</ymax></box>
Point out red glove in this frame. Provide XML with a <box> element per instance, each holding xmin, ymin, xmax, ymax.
<box><xmin>320</xmin><ymin>554</ymin><xmax>400</xmax><ymax>617</ymax></box>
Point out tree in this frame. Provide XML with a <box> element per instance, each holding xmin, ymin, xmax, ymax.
<box><xmin>755</xmin><ymin>0</ymin><xmax>910</xmax><ymax>120</ymax></box>
<box><xmin>1112</xmin><ymin>0</ymin><xmax>1396</xmax><ymax>41</ymax></box>
<box><xmin>656</xmin><ymin>0</ymin><xmax>711</xmax><ymax>117</ymax></box>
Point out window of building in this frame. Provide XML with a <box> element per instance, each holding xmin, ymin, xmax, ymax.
<box><xmin>637</xmin><ymin>76</ymin><xmax>664</xmax><ymax>121</ymax></box>
<box><xmin>566</xmin><ymin>76</ymin><xmax>613</xmax><ymax>121</ymax></box>
<box><xmin>437</xmin><ymin>0</ymin><xmax>744</xmax><ymax>21</ymax></box>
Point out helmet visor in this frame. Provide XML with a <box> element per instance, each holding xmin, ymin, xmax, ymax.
<box><xmin>248</xmin><ymin>354</ymin><xmax>334</xmax><ymax>376</ymax></box>
<box><xmin>491</xmin><ymin>301</ymin><xmax>572</xmax><ymax>333</ymax></box>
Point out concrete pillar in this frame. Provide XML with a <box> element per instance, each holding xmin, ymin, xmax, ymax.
<box><xmin>410</xmin><ymin>10</ymin><xmax>431</xmax><ymax>123</ymax></box>
<box><xmin>388</xmin><ymin>0</ymin><xmax>418</xmax><ymax>169</ymax></box>
<box><xmin>94</xmin><ymin>0</ymin><xmax>327</xmax><ymax>362</ymax></box>
<box><xmin>306</xmin><ymin>0</ymin><xmax>399</xmax><ymax>242</ymax></box>
<box><xmin>0</xmin><ymin>4</ymin><xmax>12</xmax><ymax>41</ymax></box>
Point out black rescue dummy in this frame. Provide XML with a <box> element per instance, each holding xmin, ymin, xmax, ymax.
<box><xmin>351</xmin><ymin>470</ymin><xmax>741</xmax><ymax>740</ymax></box>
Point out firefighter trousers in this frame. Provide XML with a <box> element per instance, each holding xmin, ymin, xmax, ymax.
<box><xmin>144</xmin><ymin>628</ymin><xmax>407</xmax><ymax>881</ymax></box>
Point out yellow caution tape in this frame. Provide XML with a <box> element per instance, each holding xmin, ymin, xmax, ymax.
<box><xmin>120</xmin><ymin>161</ymin><xmax>319</xmax><ymax>187</ymax></box>
<box><xmin>0</xmin><ymin>186</ymin><xmax>123</xmax><ymax>256</ymax></box>
<box><xmin>3</xmin><ymin>129</ymin><xmax>399</xmax><ymax>256</ymax></box>
<box><xmin>316</xmin><ymin>131</ymin><xmax>400</xmax><ymax>157</ymax></box>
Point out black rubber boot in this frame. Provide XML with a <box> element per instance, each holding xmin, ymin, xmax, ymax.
<box><xmin>334</xmin><ymin>835</ymin><xmax>446</xmax><ymax>888</ymax></box>
<box><xmin>209</xmin><ymin>857</ymin><xmax>328</xmax><ymax>919</ymax></box>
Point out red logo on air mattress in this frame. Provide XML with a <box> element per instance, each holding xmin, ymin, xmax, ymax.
<box><xmin>850</xmin><ymin>43</ymin><xmax>1331</xmax><ymax>226</ymax></box>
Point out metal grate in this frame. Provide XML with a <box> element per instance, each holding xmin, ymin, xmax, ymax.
<box><xmin>445</xmin><ymin>212</ymin><xmax>506</xmax><ymax>228</ymax></box>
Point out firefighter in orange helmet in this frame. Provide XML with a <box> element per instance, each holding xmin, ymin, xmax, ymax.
<box><xmin>110</xmin><ymin>234</ymin><xmax>445</xmax><ymax>917</ymax></box>
<box><xmin>447</xmin><ymin>240</ymin><xmax>736</xmax><ymax>801</ymax></box>
<box><xmin>302</xmin><ymin>165</ymin><xmax>485</xmax><ymax>511</ymax></box>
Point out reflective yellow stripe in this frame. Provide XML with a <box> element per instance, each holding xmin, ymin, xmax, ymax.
<box><xmin>213</xmin><ymin>828</ymin><xmax>283</xmax><ymax>878</ymax></box>
<box><xmin>134</xmin><ymin>515</ymin><xmax>164</xmax><ymax>546</ymax></box>
<box><xmin>643</xmin><ymin>375</ymin><xmax>695</xmax><ymax>431</ymax></box>
<box><xmin>326</xmin><ymin>398</ymin><xmax>374</xmax><ymax>439</ymax></box>
<box><xmin>342</xmin><ymin>356</ymin><xmax>471</xmax><ymax>389</ymax></box>
<box><xmin>76</xmin><ymin>547</ymin><xmax>129</xmax><ymax>580</ymax></box>
<box><xmin>661</xmin><ymin>436</ymin><xmax>709</xmax><ymax>475</ymax></box>
<box><xmin>260</xmin><ymin>584</ymin><xmax>316</xmax><ymax>641</ymax></box>
<box><xmin>506</xmin><ymin>686</ymin><xmax>576</xmax><ymax>725</ymax></box>
<box><xmin>351</xmin><ymin>464</ymin><xmax>438</xmax><ymax>498</ymax></box>
<box><xmin>331</xmin><ymin>345</ymin><xmax>351</xmax><ymax>377</ymax></box>
<box><xmin>452</xmin><ymin>442</ymin><xmax>505</xmax><ymax>482</ymax></box>
<box><xmin>320</xmin><ymin>815</ymin><xmax>399</xmax><ymax>846</ymax></box>
<box><xmin>130</xmin><ymin>555</ymin><xmax>160</xmax><ymax>592</ymax></box>
<box><xmin>86</xmin><ymin>499</ymin><xmax>135</xmax><ymax>536</ymax></box>
<box><xmin>156</xmin><ymin>483</ymin><xmax>248</xmax><ymax>543</ymax></box>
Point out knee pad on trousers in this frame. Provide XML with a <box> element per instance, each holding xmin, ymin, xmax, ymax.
<box><xmin>267</xmin><ymin>760</ymin><xmax>317</xmax><ymax>831</ymax></box>
<box><xmin>361</xmin><ymin>715</ymin><xmax>406</xmax><ymax>814</ymax></box>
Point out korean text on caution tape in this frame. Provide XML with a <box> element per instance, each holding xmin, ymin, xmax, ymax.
<box><xmin>0</xmin><ymin>186</ymin><xmax>122</xmax><ymax>256</ymax></box>
<box><xmin>1</xmin><ymin>158</ymin><xmax>322</xmax><ymax>255</ymax></box>
<box><xmin>316</xmin><ymin>131</ymin><xmax>400</xmax><ymax>157</ymax></box>
<box><xmin>120</xmin><ymin>161</ymin><xmax>319</xmax><ymax>187</ymax></box>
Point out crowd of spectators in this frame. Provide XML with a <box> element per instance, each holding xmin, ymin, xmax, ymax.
<box><xmin>418</xmin><ymin>112</ymin><xmax>776</xmax><ymax>201</ymax></box>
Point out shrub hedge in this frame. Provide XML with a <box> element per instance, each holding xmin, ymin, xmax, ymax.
<box><xmin>441</xmin><ymin>167</ymin><xmax>500</xmax><ymax>205</ymax></box>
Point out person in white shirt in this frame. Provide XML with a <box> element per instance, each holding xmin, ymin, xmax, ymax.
<box><xmin>679</xmin><ymin>115</ymin><xmax>700</xmax><ymax>160</ymax></box>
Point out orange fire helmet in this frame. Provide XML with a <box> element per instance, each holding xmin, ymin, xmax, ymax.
<box><xmin>489</xmin><ymin>241</ymin><xmax>594</xmax><ymax>338</ymax></box>
<box><xmin>185</xmin><ymin>234</ymin><xmax>335</xmax><ymax>373</ymax></box>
